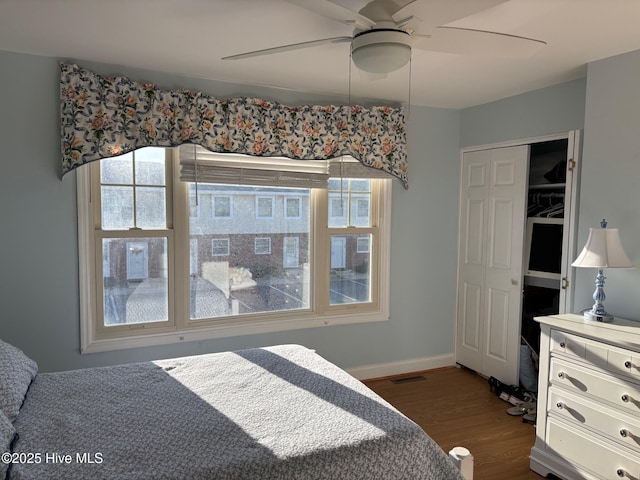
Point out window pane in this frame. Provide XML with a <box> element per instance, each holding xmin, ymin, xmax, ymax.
<box><xmin>102</xmin><ymin>237</ymin><xmax>168</xmax><ymax>325</ymax></box>
<box><xmin>189</xmin><ymin>195</ymin><xmax>200</xmax><ymax>218</ymax></box>
<box><xmin>136</xmin><ymin>187</ymin><xmax>166</xmax><ymax>229</ymax></box>
<box><xmin>189</xmin><ymin>183</ymin><xmax>310</xmax><ymax>320</ymax></box>
<box><xmin>101</xmin><ymin>186</ymin><xmax>134</xmax><ymax>230</ymax></box>
<box><xmin>328</xmin><ymin>178</ymin><xmax>344</xmax><ymax>191</ymax></box>
<box><xmin>214</xmin><ymin>197</ymin><xmax>231</xmax><ymax>217</ymax></box>
<box><xmin>350</xmin><ymin>179</ymin><xmax>371</xmax><ymax>192</ymax></box>
<box><xmin>330</xmin><ymin>234</ymin><xmax>371</xmax><ymax>305</ymax></box>
<box><xmin>212</xmin><ymin>239</ymin><xmax>229</xmax><ymax>256</ymax></box>
<box><xmin>100</xmin><ymin>149</ymin><xmax>167</xmax><ymax>231</ymax></box>
<box><xmin>134</xmin><ymin>148</ymin><xmax>166</xmax><ymax>185</ymax></box>
<box><xmin>257</xmin><ymin>197</ymin><xmax>273</xmax><ymax>218</ymax></box>
<box><xmin>285</xmin><ymin>197</ymin><xmax>300</xmax><ymax>218</ymax></box>
<box><xmin>328</xmin><ymin>195</ymin><xmax>347</xmax><ymax>228</ymax></box>
<box><xmin>352</xmin><ymin>197</ymin><xmax>370</xmax><ymax>227</ymax></box>
<box><xmin>255</xmin><ymin>238</ymin><xmax>271</xmax><ymax>255</ymax></box>
<box><xmin>101</xmin><ymin>154</ymin><xmax>133</xmax><ymax>184</ymax></box>
<box><xmin>357</xmin><ymin>236</ymin><xmax>370</xmax><ymax>253</ymax></box>
<box><xmin>328</xmin><ymin>178</ymin><xmax>372</xmax><ymax>228</ymax></box>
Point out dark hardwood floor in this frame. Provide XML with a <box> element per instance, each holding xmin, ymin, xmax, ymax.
<box><xmin>364</xmin><ymin>366</ymin><xmax>551</xmax><ymax>480</ymax></box>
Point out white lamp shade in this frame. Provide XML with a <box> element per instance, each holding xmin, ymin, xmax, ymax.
<box><xmin>352</xmin><ymin>42</ymin><xmax>411</xmax><ymax>73</ymax></box>
<box><xmin>572</xmin><ymin>227</ymin><xmax>634</xmax><ymax>268</ymax></box>
<box><xmin>351</xmin><ymin>30</ymin><xmax>412</xmax><ymax>74</ymax></box>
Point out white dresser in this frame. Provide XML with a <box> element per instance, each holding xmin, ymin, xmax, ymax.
<box><xmin>531</xmin><ymin>314</ymin><xmax>640</xmax><ymax>480</ymax></box>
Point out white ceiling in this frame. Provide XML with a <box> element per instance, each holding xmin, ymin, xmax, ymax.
<box><xmin>1</xmin><ymin>0</ymin><xmax>640</xmax><ymax>108</ymax></box>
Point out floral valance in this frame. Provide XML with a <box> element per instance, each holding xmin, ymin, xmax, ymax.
<box><xmin>60</xmin><ymin>63</ymin><xmax>408</xmax><ymax>188</ymax></box>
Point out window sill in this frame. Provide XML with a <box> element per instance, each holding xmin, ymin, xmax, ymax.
<box><xmin>81</xmin><ymin>310</ymin><xmax>389</xmax><ymax>354</ymax></box>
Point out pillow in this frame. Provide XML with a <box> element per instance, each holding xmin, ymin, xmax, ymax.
<box><xmin>0</xmin><ymin>339</ymin><xmax>38</xmax><ymax>423</ymax></box>
<box><xmin>0</xmin><ymin>411</ymin><xmax>15</xmax><ymax>480</ymax></box>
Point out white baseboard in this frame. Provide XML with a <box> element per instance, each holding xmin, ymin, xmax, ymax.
<box><xmin>346</xmin><ymin>353</ymin><xmax>456</xmax><ymax>381</ymax></box>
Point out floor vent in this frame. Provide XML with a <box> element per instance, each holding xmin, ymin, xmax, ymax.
<box><xmin>391</xmin><ymin>375</ymin><xmax>426</xmax><ymax>384</ymax></box>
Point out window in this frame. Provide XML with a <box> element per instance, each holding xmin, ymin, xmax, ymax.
<box><xmin>255</xmin><ymin>237</ymin><xmax>272</xmax><ymax>255</ymax></box>
<box><xmin>285</xmin><ymin>197</ymin><xmax>301</xmax><ymax>218</ymax></box>
<box><xmin>213</xmin><ymin>196</ymin><xmax>231</xmax><ymax>218</ymax></box>
<box><xmin>85</xmin><ymin>147</ymin><xmax>173</xmax><ymax>336</ymax></box>
<box><xmin>78</xmin><ymin>147</ymin><xmax>392</xmax><ymax>353</ymax></box>
<box><xmin>327</xmin><ymin>179</ymin><xmax>375</xmax><ymax>305</ymax></box>
<box><xmin>256</xmin><ymin>197</ymin><xmax>274</xmax><ymax>219</ymax></box>
<box><xmin>283</xmin><ymin>237</ymin><xmax>300</xmax><ymax>269</ymax></box>
<box><xmin>355</xmin><ymin>198</ymin><xmax>369</xmax><ymax>225</ymax></box>
<box><xmin>189</xmin><ymin>194</ymin><xmax>200</xmax><ymax>218</ymax></box>
<box><xmin>212</xmin><ymin>239</ymin><xmax>230</xmax><ymax>256</ymax></box>
<box><xmin>357</xmin><ymin>236</ymin><xmax>370</xmax><ymax>253</ymax></box>
<box><xmin>329</xmin><ymin>197</ymin><xmax>346</xmax><ymax>224</ymax></box>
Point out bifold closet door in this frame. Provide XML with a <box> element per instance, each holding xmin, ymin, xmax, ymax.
<box><xmin>455</xmin><ymin>145</ymin><xmax>528</xmax><ymax>385</ymax></box>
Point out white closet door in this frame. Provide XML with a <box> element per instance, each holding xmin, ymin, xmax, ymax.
<box><xmin>482</xmin><ymin>146</ymin><xmax>528</xmax><ymax>383</ymax></box>
<box><xmin>558</xmin><ymin>130</ymin><xmax>580</xmax><ymax>314</ymax></box>
<box><xmin>455</xmin><ymin>150</ymin><xmax>490</xmax><ymax>374</ymax></box>
<box><xmin>456</xmin><ymin>145</ymin><xmax>528</xmax><ymax>385</ymax></box>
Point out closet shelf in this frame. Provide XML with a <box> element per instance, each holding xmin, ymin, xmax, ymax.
<box><xmin>529</xmin><ymin>183</ymin><xmax>565</xmax><ymax>190</ymax></box>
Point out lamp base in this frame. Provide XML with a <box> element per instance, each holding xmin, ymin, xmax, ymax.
<box><xmin>583</xmin><ymin>310</ymin><xmax>614</xmax><ymax>323</ymax></box>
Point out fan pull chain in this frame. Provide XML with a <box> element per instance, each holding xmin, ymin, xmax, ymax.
<box><xmin>407</xmin><ymin>55</ymin><xmax>412</xmax><ymax>121</ymax></box>
<box><xmin>193</xmin><ymin>144</ymin><xmax>199</xmax><ymax>207</ymax></box>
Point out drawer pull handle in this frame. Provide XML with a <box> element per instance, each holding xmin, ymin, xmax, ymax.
<box><xmin>558</xmin><ymin>371</ymin><xmax>567</xmax><ymax>380</ymax></box>
<box><xmin>620</xmin><ymin>429</ymin><xmax>628</xmax><ymax>438</ymax></box>
<box><xmin>559</xmin><ymin>342</ymin><xmax>566</xmax><ymax>348</ymax></box>
<box><xmin>622</xmin><ymin>394</ymin><xmax>630</xmax><ymax>403</ymax></box>
<box><xmin>625</xmin><ymin>361</ymin><xmax>632</xmax><ymax>369</ymax></box>
<box><xmin>616</xmin><ymin>468</ymin><xmax>625</xmax><ymax>477</ymax></box>
<box><xmin>556</xmin><ymin>402</ymin><xmax>564</xmax><ymax>409</ymax></box>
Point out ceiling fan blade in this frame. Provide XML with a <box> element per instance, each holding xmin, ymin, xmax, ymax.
<box><xmin>393</xmin><ymin>0</ymin><xmax>508</xmax><ymax>29</ymax></box>
<box><xmin>413</xmin><ymin>27</ymin><xmax>546</xmax><ymax>57</ymax></box>
<box><xmin>222</xmin><ymin>36</ymin><xmax>352</xmax><ymax>61</ymax></box>
<box><xmin>284</xmin><ymin>0</ymin><xmax>376</xmax><ymax>29</ymax></box>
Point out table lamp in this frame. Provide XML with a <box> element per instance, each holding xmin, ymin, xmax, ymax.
<box><xmin>571</xmin><ymin>219</ymin><xmax>634</xmax><ymax>322</ymax></box>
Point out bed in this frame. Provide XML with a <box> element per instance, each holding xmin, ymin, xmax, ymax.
<box><xmin>0</xmin><ymin>339</ymin><xmax>463</xmax><ymax>480</ymax></box>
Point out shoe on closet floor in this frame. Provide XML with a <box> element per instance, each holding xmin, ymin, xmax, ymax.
<box><xmin>523</xmin><ymin>408</ymin><xmax>537</xmax><ymax>424</ymax></box>
<box><xmin>506</xmin><ymin>401</ymin><xmax>536</xmax><ymax>416</ymax></box>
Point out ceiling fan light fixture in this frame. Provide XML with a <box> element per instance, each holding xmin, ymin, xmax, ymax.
<box><xmin>351</xmin><ymin>29</ymin><xmax>412</xmax><ymax>74</ymax></box>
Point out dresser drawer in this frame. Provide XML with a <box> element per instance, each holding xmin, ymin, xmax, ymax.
<box><xmin>551</xmin><ymin>328</ymin><xmax>639</xmax><ymax>376</ymax></box>
<box><xmin>551</xmin><ymin>329</ymin><xmax>587</xmax><ymax>359</ymax></box>
<box><xmin>550</xmin><ymin>358</ymin><xmax>640</xmax><ymax>415</ymax></box>
<box><xmin>546</xmin><ymin>418</ymin><xmax>640</xmax><ymax>480</ymax></box>
<box><xmin>549</xmin><ymin>386</ymin><xmax>640</xmax><ymax>453</ymax></box>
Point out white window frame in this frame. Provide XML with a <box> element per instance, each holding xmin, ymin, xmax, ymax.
<box><xmin>357</xmin><ymin>236</ymin><xmax>370</xmax><ymax>254</ymax></box>
<box><xmin>212</xmin><ymin>195</ymin><xmax>232</xmax><ymax>218</ymax></box>
<box><xmin>211</xmin><ymin>238</ymin><xmax>230</xmax><ymax>256</ymax></box>
<box><xmin>256</xmin><ymin>196</ymin><xmax>274</xmax><ymax>219</ymax></box>
<box><xmin>78</xmin><ymin>149</ymin><xmax>392</xmax><ymax>354</ymax></box>
<box><xmin>284</xmin><ymin>197</ymin><xmax>301</xmax><ymax>219</ymax></box>
<box><xmin>255</xmin><ymin>237</ymin><xmax>272</xmax><ymax>255</ymax></box>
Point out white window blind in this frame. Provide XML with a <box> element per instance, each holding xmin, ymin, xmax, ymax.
<box><xmin>179</xmin><ymin>146</ymin><xmax>394</xmax><ymax>187</ymax></box>
<box><xmin>328</xmin><ymin>158</ymin><xmax>394</xmax><ymax>179</ymax></box>
<box><xmin>179</xmin><ymin>145</ymin><xmax>329</xmax><ymax>188</ymax></box>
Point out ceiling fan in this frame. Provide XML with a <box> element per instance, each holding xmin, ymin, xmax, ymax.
<box><xmin>222</xmin><ymin>0</ymin><xmax>546</xmax><ymax>75</ymax></box>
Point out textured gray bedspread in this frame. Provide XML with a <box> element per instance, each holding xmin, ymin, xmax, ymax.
<box><xmin>9</xmin><ymin>344</ymin><xmax>463</xmax><ymax>480</ymax></box>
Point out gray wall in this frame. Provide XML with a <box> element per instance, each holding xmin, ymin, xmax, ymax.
<box><xmin>0</xmin><ymin>50</ymin><xmax>462</xmax><ymax>372</ymax></box>
<box><xmin>573</xmin><ymin>49</ymin><xmax>640</xmax><ymax>321</ymax></box>
<box><xmin>460</xmin><ymin>77</ymin><xmax>586</xmax><ymax>148</ymax></box>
